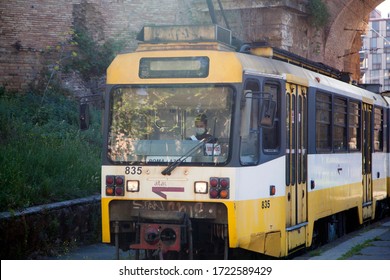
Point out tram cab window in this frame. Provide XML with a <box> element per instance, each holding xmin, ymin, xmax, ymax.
<box><xmin>107</xmin><ymin>86</ymin><xmax>233</xmax><ymax>164</ymax></box>
<box><xmin>240</xmin><ymin>79</ymin><xmax>260</xmax><ymax>165</ymax></box>
<box><xmin>240</xmin><ymin>79</ymin><xmax>280</xmax><ymax>165</ymax></box>
<box><xmin>262</xmin><ymin>83</ymin><xmax>280</xmax><ymax>153</ymax></box>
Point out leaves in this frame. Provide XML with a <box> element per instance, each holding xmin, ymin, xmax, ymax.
<box><xmin>67</xmin><ymin>29</ymin><xmax>126</xmax><ymax>79</ymax></box>
<box><xmin>0</xmin><ymin>91</ymin><xmax>102</xmax><ymax>212</ymax></box>
<box><xmin>307</xmin><ymin>0</ymin><xmax>330</xmax><ymax>28</ymax></box>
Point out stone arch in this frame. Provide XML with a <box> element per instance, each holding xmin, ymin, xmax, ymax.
<box><xmin>193</xmin><ymin>0</ymin><xmax>387</xmax><ymax>80</ymax></box>
<box><xmin>324</xmin><ymin>0</ymin><xmax>385</xmax><ymax>80</ymax></box>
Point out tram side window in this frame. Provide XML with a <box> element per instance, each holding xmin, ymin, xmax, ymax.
<box><xmin>348</xmin><ymin>101</ymin><xmax>361</xmax><ymax>151</ymax></box>
<box><xmin>263</xmin><ymin>83</ymin><xmax>280</xmax><ymax>153</ymax></box>
<box><xmin>333</xmin><ymin>97</ymin><xmax>347</xmax><ymax>151</ymax></box>
<box><xmin>315</xmin><ymin>92</ymin><xmax>332</xmax><ymax>152</ymax></box>
<box><xmin>240</xmin><ymin>79</ymin><xmax>260</xmax><ymax>165</ymax></box>
<box><xmin>374</xmin><ymin>107</ymin><xmax>384</xmax><ymax>152</ymax></box>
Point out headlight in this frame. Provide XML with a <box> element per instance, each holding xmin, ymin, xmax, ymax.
<box><xmin>127</xmin><ymin>180</ymin><xmax>140</xmax><ymax>192</ymax></box>
<box><xmin>194</xmin><ymin>181</ymin><xmax>208</xmax><ymax>194</ymax></box>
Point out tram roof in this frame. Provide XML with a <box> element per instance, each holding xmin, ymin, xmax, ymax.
<box><xmin>236</xmin><ymin>52</ymin><xmax>387</xmax><ymax>107</ymax></box>
<box><xmin>107</xmin><ymin>47</ymin><xmax>387</xmax><ymax>107</ymax></box>
<box><xmin>122</xmin><ymin>24</ymin><xmax>387</xmax><ymax>107</ymax></box>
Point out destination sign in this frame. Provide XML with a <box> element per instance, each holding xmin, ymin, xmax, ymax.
<box><xmin>146</xmin><ymin>156</ymin><xmax>192</xmax><ymax>163</ymax></box>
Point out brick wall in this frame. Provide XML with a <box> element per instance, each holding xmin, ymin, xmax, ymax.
<box><xmin>0</xmin><ymin>0</ymin><xmax>198</xmax><ymax>92</ymax></box>
<box><xmin>0</xmin><ymin>0</ymin><xmax>376</xmax><ymax>91</ymax></box>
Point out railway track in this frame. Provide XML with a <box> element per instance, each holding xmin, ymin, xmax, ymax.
<box><xmin>48</xmin><ymin>213</ymin><xmax>390</xmax><ymax>260</ymax></box>
<box><xmin>292</xmin><ymin>215</ymin><xmax>390</xmax><ymax>260</ymax></box>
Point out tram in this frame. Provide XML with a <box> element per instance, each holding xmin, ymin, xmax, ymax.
<box><xmin>98</xmin><ymin>25</ymin><xmax>389</xmax><ymax>259</ymax></box>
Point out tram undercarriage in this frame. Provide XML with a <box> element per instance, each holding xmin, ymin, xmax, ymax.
<box><xmin>111</xmin><ymin>217</ymin><xmax>229</xmax><ymax>259</ymax></box>
<box><xmin>109</xmin><ymin>200</ymin><xmax>229</xmax><ymax>260</ymax></box>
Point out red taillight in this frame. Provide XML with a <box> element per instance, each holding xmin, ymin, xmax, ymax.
<box><xmin>115</xmin><ymin>176</ymin><xmax>123</xmax><ymax>185</ymax></box>
<box><xmin>115</xmin><ymin>187</ymin><xmax>124</xmax><ymax>196</ymax></box>
<box><xmin>106</xmin><ymin>175</ymin><xmax>125</xmax><ymax>196</ymax></box>
<box><xmin>220</xmin><ymin>178</ymin><xmax>229</xmax><ymax>188</ymax></box>
<box><xmin>210</xmin><ymin>178</ymin><xmax>219</xmax><ymax>188</ymax></box>
<box><xmin>106</xmin><ymin>176</ymin><xmax>114</xmax><ymax>185</ymax></box>
<box><xmin>209</xmin><ymin>177</ymin><xmax>230</xmax><ymax>199</ymax></box>
<box><xmin>209</xmin><ymin>188</ymin><xmax>219</xmax><ymax>198</ymax></box>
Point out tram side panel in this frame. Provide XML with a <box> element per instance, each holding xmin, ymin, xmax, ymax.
<box><xmin>233</xmin><ymin>158</ymin><xmax>286</xmax><ymax>257</ymax></box>
<box><xmin>370</xmin><ymin>102</ymin><xmax>389</xmax><ymax>219</ymax></box>
<box><xmin>306</xmin><ymin>88</ymin><xmax>363</xmax><ymax>229</ymax></box>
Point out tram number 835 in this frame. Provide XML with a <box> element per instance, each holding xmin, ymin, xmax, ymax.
<box><xmin>125</xmin><ymin>166</ymin><xmax>142</xmax><ymax>175</ymax></box>
<box><xmin>261</xmin><ymin>200</ymin><xmax>270</xmax><ymax>209</ymax></box>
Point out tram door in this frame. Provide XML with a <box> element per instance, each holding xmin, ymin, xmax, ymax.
<box><xmin>285</xmin><ymin>82</ymin><xmax>308</xmax><ymax>251</ymax></box>
<box><xmin>362</xmin><ymin>103</ymin><xmax>373</xmax><ymax>220</ymax></box>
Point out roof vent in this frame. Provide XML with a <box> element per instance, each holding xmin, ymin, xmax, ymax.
<box><xmin>359</xmin><ymin>83</ymin><xmax>382</xmax><ymax>94</ymax></box>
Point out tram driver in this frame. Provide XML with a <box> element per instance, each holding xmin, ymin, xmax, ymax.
<box><xmin>190</xmin><ymin>113</ymin><xmax>220</xmax><ymax>156</ymax></box>
<box><xmin>190</xmin><ymin>113</ymin><xmax>213</xmax><ymax>141</ymax></box>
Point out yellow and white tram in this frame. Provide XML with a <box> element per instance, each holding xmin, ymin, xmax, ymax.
<box><xmin>100</xmin><ymin>25</ymin><xmax>389</xmax><ymax>259</ymax></box>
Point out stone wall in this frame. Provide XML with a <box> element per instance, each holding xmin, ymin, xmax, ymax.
<box><xmin>0</xmin><ymin>0</ymin><xmax>198</xmax><ymax>92</ymax></box>
<box><xmin>1</xmin><ymin>1</ymin><xmax>72</xmax><ymax>90</ymax></box>
<box><xmin>0</xmin><ymin>195</ymin><xmax>100</xmax><ymax>259</ymax></box>
<box><xmin>0</xmin><ymin>0</ymin><xmax>380</xmax><ymax>92</ymax></box>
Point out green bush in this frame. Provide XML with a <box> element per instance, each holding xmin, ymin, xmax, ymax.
<box><xmin>0</xmin><ymin>89</ymin><xmax>102</xmax><ymax>212</ymax></box>
<box><xmin>67</xmin><ymin>29</ymin><xmax>127</xmax><ymax>80</ymax></box>
<box><xmin>307</xmin><ymin>0</ymin><xmax>330</xmax><ymax>28</ymax></box>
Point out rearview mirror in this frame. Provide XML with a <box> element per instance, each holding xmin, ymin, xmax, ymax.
<box><xmin>259</xmin><ymin>99</ymin><xmax>276</xmax><ymax>128</ymax></box>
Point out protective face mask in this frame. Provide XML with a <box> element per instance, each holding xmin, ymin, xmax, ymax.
<box><xmin>195</xmin><ymin>127</ymin><xmax>206</xmax><ymax>135</ymax></box>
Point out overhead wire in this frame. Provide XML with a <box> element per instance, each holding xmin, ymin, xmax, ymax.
<box><xmin>339</xmin><ymin>0</ymin><xmax>390</xmax><ymax>44</ymax></box>
<box><xmin>338</xmin><ymin>0</ymin><xmax>390</xmax><ymax>88</ymax></box>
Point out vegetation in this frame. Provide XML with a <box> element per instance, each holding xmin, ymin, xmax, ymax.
<box><xmin>0</xmin><ymin>85</ymin><xmax>102</xmax><ymax>212</ymax></box>
<box><xmin>338</xmin><ymin>238</ymin><xmax>377</xmax><ymax>260</ymax></box>
<box><xmin>66</xmin><ymin>28</ymin><xmax>127</xmax><ymax>80</ymax></box>
<box><xmin>0</xmin><ymin>28</ymin><xmax>130</xmax><ymax>212</ymax></box>
<box><xmin>307</xmin><ymin>0</ymin><xmax>330</xmax><ymax>28</ymax></box>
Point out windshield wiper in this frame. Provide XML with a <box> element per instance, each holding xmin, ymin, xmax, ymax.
<box><xmin>161</xmin><ymin>138</ymin><xmax>209</xmax><ymax>176</ymax></box>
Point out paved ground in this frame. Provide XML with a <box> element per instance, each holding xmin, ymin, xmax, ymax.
<box><xmin>324</xmin><ymin>219</ymin><xmax>390</xmax><ymax>260</ymax></box>
<box><xmin>50</xmin><ymin>243</ymin><xmax>132</xmax><ymax>260</ymax></box>
<box><xmin>296</xmin><ymin>217</ymin><xmax>390</xmax><ymax>260</ymax></box>
<box><xmin>51</xmin><ymin>217</ymin><xmax>390</xmax><ymax>260</ymax></box>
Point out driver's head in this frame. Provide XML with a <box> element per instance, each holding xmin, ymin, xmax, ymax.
<box><xmin>195</xmin><ymin>114</ymin><xmax>208</xmax><ymax>135</ymax></box>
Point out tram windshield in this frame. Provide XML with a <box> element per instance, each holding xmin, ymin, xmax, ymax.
<box><xmin>107</xmin><ymin>86</ymin><xmax>233</xmax><ymax>165</ymax></box>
